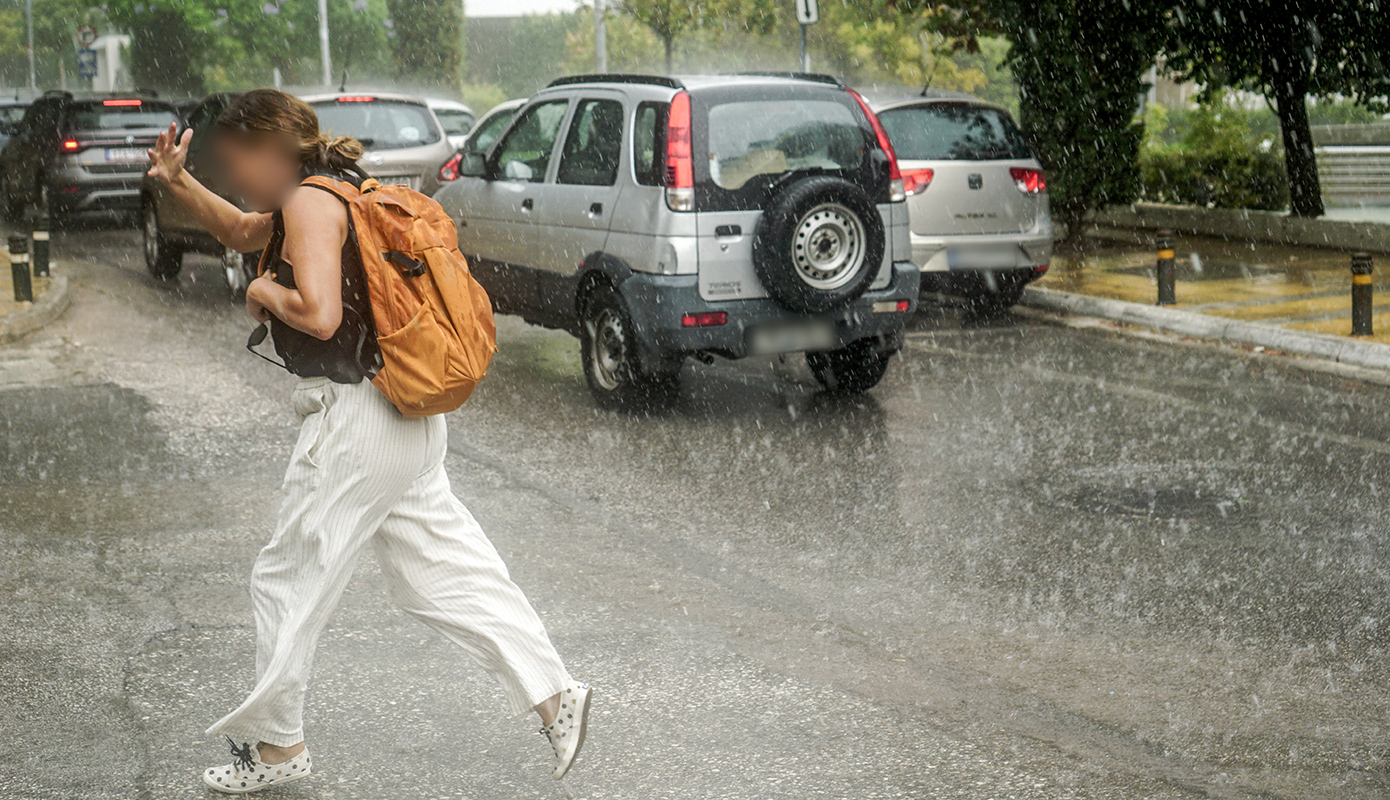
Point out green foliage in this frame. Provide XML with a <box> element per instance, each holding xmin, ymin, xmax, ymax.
<box><xmin>467</xmin><ymin>14</ymin><xmax>576</xmax><ymax>98</ymax></box>
<box><xmin>613</xmin><ymin>0</ymin><xmax>781</xmax><ymax>72</ymax></box>
<box><xmin>1139</xmin><ymin>101</ymin><xmax>1289</xmax><ymax>211</ymax></box>
<box><xmin>386</xmin><ymin>0</ymin><xmax>462</xmax><ymax>89</ymax></box>
<box><xmin>458</xmin><ymin>81</ymin><xmax>508</xmax><ymax>115</ymax></box>
<box><xmin>1166</xmin><ymin>0</ymin><xmax>1390</xmax><ymax>216</ymax></box>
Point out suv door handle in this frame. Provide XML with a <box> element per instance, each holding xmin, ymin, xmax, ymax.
<box><xmin>521</xmin><ymin>198</ymin><xmax>534</xmax><ymax>211</ymax></box>
<box><xmin>588</xmin><ymin>202</ymin><xmax>603</xmax><ymax>216</ymax></box>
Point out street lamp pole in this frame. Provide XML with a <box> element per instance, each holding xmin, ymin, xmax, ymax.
<box><xmin>25</xmin><ymin>0</ymin><xmax>36</xmax><ymax>91</ymax></box>
<box><xmin>594</xmin><ymin>0</ymin><xmax>607</xmax><ymax>73</ymax></box>
<box><xmin>318</xmin><ymin>0</ymin><xmax>332</xmax><ymax>87</ymax></box>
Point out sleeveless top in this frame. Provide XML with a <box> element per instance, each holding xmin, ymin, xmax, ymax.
<box><xmin>264</xmin><ymin>167</ymin><xmax>382</xmax><ymax>384</ymax></box>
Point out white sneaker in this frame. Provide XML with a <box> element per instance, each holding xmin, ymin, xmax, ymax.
<box><xmin>540</xmin><ymin>681</ymin><xmax>592</xmax><ymax>780</ymax></box>
<box><xmin>202</xmin><ymin>738</ymin><xmax>313</xmax><ymax>794</ymax></box>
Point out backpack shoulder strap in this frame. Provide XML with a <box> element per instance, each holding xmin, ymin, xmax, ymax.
<box><xmin>301</xmin><ymin>175</ymin><xmax>361</xmax><ymax>202</ymax></box>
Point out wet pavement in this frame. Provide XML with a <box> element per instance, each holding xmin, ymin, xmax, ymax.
<box><xmin>1041</xmin><ymin>230</ymin><xmax>1390</xmax><ymax>343</ymax></box>
<box><xmin>1</xmin><ymin>216</ymin><xmax>1389</xmax><ymax>799</ymax></box>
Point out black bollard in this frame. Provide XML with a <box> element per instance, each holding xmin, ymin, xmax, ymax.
<box><xmin>1156</xmin><ymin>230</ymin><xmax>1175</xmax><ymax>306</ymax></box>
<box><xmin>1352</xmin><ymin>251</ymin><xmax>1374</xmax><ymax>336</ymax></box>
<box><xmin>31</xmin><ymin>212</ymin><xmax>50</xmax><ymax>278</ymax></box>
<box><xmin>9</xmin><ymin>233</ymin><xmax>31</xmax><ymax>303</ymax></box>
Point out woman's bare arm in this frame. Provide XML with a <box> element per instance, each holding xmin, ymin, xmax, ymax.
<box><xmin>245</xmin><ymin>187</ymin><xmax>347</xmax><ymax>340</ymax></box>
<box><xmin>147</xmin><ymin>123</ymin><xmax>272</xmax><ymax>252</ymax></box>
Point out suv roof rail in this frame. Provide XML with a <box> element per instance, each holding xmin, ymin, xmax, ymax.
<box><xmin>546</xmin><ymin>73</ymin><xmax>684</xmax><ymax>90</ymax></box>
<box><xmin>726</xmin><ymin>71</ymin><xmax>845</xmax><ymax>86</ymax></box>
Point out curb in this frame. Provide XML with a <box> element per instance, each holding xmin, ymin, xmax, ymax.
<box><xmin>1090</xmin><ymin>202</ymin><xmax>1390</xmax><ymax>255</ymax></box>
<box><xmin>0</xmin><ymin>273</ymin><xmax>71</xmax><ymax>344</ymax></box>
<box><xmin>1020</xmin><ymin>285</ymin><xmax>1390</xmax><ymax>372</ymax></box>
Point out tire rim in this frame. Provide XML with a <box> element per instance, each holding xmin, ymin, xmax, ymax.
<box><xmin>222</xmin><ymin>247</ymin><xmax>247</xmax><ymax>293</ymax></box>
<box><xmin>143</xmin><ymin>206</ymin><xmax>159</xmax><ymax>266</ymax></box>
<box><xmin>588</xmin><ymin>308</ymin><xmax>628</xmax><ymax>392</ymax></box>
<box><xmin>791</xmin><ymin>202</ymin><xmax>866</xmax><ymax>291</ymax></box>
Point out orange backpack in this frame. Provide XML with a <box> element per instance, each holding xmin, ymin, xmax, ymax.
<box><xmin>299</xmin><ymin>175</ymin><xmax>497</xmax><ymax>418</ymax></box>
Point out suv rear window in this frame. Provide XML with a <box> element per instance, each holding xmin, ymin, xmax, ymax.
<box><xmin>706</xmin><ymin>99</ymin><xmax>869</xmax><ymax>191</ymax></box>
<box><xmin>877</xmin><ymin>103</ymin><xmax>1031</xmax><ymax>161</ymax></box>
<box><xmin>312</xmin><ymin>99</ymin><xmax>441</xmax><ymax>150</ymax></box>
<box><xmin>67</xmin><ymin>101</ymin><xmax>178</xmax><ymax>132</ymax></box>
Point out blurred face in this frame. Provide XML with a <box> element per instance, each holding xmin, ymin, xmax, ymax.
<box><xmin>214</xmin><ymin>133</ymin><xmax>302</xmax><ymax>212</ymax></box>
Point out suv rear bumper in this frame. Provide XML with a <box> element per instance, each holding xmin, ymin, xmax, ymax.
<box><xmin>620</xmin><ymin>261</ymin><xmax>919</xmax><ymax>364</ymax></box>
<box><xmin>48</xmin><ymin>166</ymin><xmax>144</xmax><ymax>213</ymax></box>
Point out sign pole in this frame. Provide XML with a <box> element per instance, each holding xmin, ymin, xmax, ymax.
<box><xmin>795</xmin><ymin>0</ymin><xmax>817</xmax><ymax>73</ymax></box>
<box><xmin>25</xmin><ymin>0</ymin><xmax>35</xmax><ymax>91</ymax></box>
<box><xmin>318</xmin><ymin>0</ymin><xmax>332</xmax><ymax>87</ymax></box>
<box><xmin>595</xmin><ymin>0</ymin><xmax>607</xmax><ymax>73</ymax></box>
<box><xmin>800</xmin><ymin>24</ymin><xmax>808</xmax><ymax>72</ymax></box>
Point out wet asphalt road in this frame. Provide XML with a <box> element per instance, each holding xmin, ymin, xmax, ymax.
<box><xmin>1</xmin><ymin>217</ymin><xmax>1388</xmax><ymax>800</ymax></box>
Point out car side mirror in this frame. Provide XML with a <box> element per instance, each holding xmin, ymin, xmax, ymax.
<box><xmin>458</xmin><ymin>150</ymin><xmax>488</xmax><ymax>179</ymax></box>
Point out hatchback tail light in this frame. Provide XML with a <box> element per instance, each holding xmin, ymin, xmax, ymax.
<box><xmin>900</xmin><ymin>168</ymin><xmax>933</xmax><ymax>197</ymax></box>
<box><xmin>847</xmin><ymin>88</ymin><xmax>905</xmax><ymax>202</ymax></box>
<box><xmin>438</xmin><ymin>152</ymin><xmax>463</xmax><ymax>182</ymax></box>
<box><xmin>681</xmin><ymin>311</ymin><xmax>726</xmax><ymax>327</ymax></box>
<box><xmin>1009</xmin><ymin>167</ymin><xmax>1047</xmax><ymax>195</ymax></box>
<box><xmin>664</xmin><ymin>90</ymin><xmax>694</xmax><ymax>212</ymax></box>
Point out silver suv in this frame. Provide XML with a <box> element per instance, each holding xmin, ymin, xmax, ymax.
<box><xmin>873</xmin><ymin>94</ymin><xmax>1052</xmax><ymax>311</ymax></box>
<box><xmin>435</xmin><ymin>73</ymin><xmax>919</xmax><ymax>407</ymax></box>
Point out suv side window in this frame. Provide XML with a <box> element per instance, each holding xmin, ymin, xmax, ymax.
<box><xmin>556</xmin><ymin>98</ymin><xmax>624</xmax><ymax>186</ymax></box>
<box><xmin>492</xmin><ymin>99</ymin><xmax>569</xmax><ymax>183</ymax></box>
<box><xmin>632</xmin><ymin>101</ymin><xmax>666</xmax><ymax>187</ymax></box>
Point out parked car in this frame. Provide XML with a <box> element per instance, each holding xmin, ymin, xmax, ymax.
<box><xmin>426</xmin><ymin>98</ymin><xmax>476</xmax><ymax>150</ymax></box>
<box><xmin>301</xmin><ymin>91</ymin><xmax>452</xmax><ymax>196</ymax></box>
<box><xmin>140</xmin><ymin>92</ymin><xmax>261</xmax><ymax>294</ymax></box>
<box><xmin>0</xmin><ymin>98</ymin><xmax>32</xmax><ymax>152</ymax></box>
<box><xmin>872</xmin><ymin>93</ymin><xmax>1052</xmax><ymax>311</ymax></box>
<box><xmin>436</xmin><ymin>98</ymin><xmax>525</xmax><ymax>183</ymax></box>
<box><xmin>435</xmin><ymin>73</ymin><xmax>919</xmax><ymax>407</ymax></box>
<box><xmin>0</xmin><ymin>91</ymin><xmax>179</xmax><ymax>223</ymax></box>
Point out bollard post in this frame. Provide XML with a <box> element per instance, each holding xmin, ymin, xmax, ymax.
<box><xmin>1352</xmin><ymin>251</ymin><xmax>1374</xmax><ymax>336</ymax></box>
<box><xmin>1156</xmin><ymin>230</ymin><xmax>1176</xmax><ymax>306</ymax></box>
<box><xmin>8</xmin><ymin>233</ymin><xmax>32</xmax><ymax>303</ymax></box>
<box><xmin>31</xmin><ymin>212</ymin><xmax>50</xmax><ymax>278</ymax></box>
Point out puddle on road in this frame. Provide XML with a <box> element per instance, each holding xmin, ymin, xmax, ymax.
<box><xmin>0</xmin><ymin>383</ymin><xmax>173</xmax><ymax>484</ymax></box>
<box><xmin>1058</xmin><ymin>485</ymin><xmax>1248</xmax><ymax>520</ymax></box>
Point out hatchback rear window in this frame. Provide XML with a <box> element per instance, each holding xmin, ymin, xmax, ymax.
<box><xmin>878</xmin><ymin>103</ymin><xmax>1031</xmax><ymax>161</ymax></box>
<box><xmin>68</xmin><ymin>102</ymin><xmax>178</xmax><ymax>132</ymax></box>
<box><xmin>705</xmin><ymin>99</ymin><xmax>870</xmax><ymax>190</ymax></box>
<box><xmin>434</xmin><ymin>107</ymin><xmax>474</xmax><ymax>138</ymax></box>
<box><xmin>312</xmin><ymin>99</ymin><xmax>441</xmax><ymax>150</ymax></box>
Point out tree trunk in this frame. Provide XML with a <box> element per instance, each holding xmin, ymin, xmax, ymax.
<box><xmin>1270</xmin><ymin>61</ymin><xmax>1324</xmax><ymax>217</ymax></box>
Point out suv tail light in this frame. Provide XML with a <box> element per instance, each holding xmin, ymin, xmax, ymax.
<box><xmin>664</xmin><ymin>90</ymin><xmax>694</xmax><ymax>212</ymax></box>
<box><xmin>439</xmin><ymin>152</ymin><xmax>463</xmax><ymax>182</ymax></box>
<box><xmin>1009</xmin><ymin>167</ymin><xmax>1046</xmax><ymax>195</ymax></box>
<box><xmin>847</xmin><ymin>88</ymin><xmax>905</xmax><ymax>202</ymax></box>
<box><xmin>900</xmin><ymin>168</ymin><xmax>933</xmax><ymax>197</ymax></box>
<box><xmin>61</xmin><ymin>138</ymin><xmax>81</xmax><ymax>153</ymax></box>
<box><xmin>102</xmin><ymin>98</ymin><xmax>142</xmax><ymax>107</ymax></box>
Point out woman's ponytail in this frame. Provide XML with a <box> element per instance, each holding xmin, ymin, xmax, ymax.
<box><xmin>312</xmin><ymin>133</ymin><xmax>364</xmax><ymax>172</ymax></box>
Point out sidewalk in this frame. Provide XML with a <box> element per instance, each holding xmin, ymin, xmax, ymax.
<box><xmin>1035</xmin><ymin>231</ymin><xmax>1390</xmax><ymax>346</ymax></box>
<box><xmin>1</xmin><ymin>254</ymin><xmax>70</xmax><ymax>343</ymax></box>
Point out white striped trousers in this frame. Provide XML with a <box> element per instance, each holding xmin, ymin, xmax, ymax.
<box><xmin>207</xmin><ymin>377</ymin><xmax>571</xmax><ymax>747</ymax></box>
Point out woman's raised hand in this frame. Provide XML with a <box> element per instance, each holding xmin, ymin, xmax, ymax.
<box><xmin>147</xmin><ymin>122</ymin><xmax>192</xmax><ymax>184</ymax></box>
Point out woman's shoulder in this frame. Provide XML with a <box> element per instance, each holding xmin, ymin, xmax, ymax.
<box><xmin>281</xmin><ymin>183</ymin><xmax>348</xmax><ymax>228</ymax></box>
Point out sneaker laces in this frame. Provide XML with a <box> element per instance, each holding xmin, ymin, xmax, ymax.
<box><xmin>538</xmin><ymin>725</ymin><xmax>560</xmax><ymax>757</ymax></box>
<box><xmin>226</xmin><ymin>736</ymin><xmax>256</xmax><ymax>772</ymax></box>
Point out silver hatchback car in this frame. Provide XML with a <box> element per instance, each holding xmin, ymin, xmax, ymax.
<box><xmin>873</xmin><ymin>95</ymin><xmax>1052</xmax><ymax>311</ymax></box>
<box><xmin>302</xmin><ymin>91</ymin><xmax>453</xmax><ymax>196</ymax></box>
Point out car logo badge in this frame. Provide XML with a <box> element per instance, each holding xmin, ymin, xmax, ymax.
<box><xmin>368</xmin><ymin>153</ymin><xmax>385</xmax><ymax>165</ymax></box>
<box><xmin>126</xmin><ymin>135</ymin><xmax>135</xmax><ymax>145</ymax></box>
<box><xmin>968</xmin><ymin>173</ymin><xmax>983</xmax><ymax>190</ymax></box>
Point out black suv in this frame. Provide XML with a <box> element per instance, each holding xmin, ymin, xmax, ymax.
<box><xmin>0</xmin><ymin>91</ymin><xmax>179</xmax><ymax>222</ymax></box>
<box><xmin>435</xmin><ymin>74</ymin><xmax>919</xmax><ymax>407</ymax></box>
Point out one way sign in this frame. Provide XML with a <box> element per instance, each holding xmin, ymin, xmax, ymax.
<box><xmin>796</xmin><ymin>0</ymin><xmax>818</xmax><ymax>25</ymax></box>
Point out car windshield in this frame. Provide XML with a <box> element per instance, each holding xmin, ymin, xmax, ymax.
<box><xmin>705</xmin><ymin>99</ymin><xmax>869</xmax><ymax>191</ymax></box>
<box><xmin>878</xmin><ymin>103</ymin><xmax>1032</xmax><ymax>161</ymax></box>
<box><xmin>434</xmin><ymin>108</ymin><xmax>474</xmax><ymax>138</ymax></box>
<box><xmin>313</xmin><ymin>99</ymin><xmax>441</xmax><ymax>150</ymax></box>
<box><xmin>465</xmin><ymin>108</ymin><xmax>515</xmax><ymax>154</ymax></box>
<box><xmin>0</xmin><ymin>105</ymin><xmax>27</xmax><ymax>126</ymax></box>
<box><xmin>67</xmin><ymin>102</ymin><xmax>178</xmax><ymax>132</ymax></box>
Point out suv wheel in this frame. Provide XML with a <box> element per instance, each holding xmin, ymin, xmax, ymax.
<box><xmin>143</xmin><ymin>203</ymin><xmax>183</xmax><ymax>281</ymax></box>
<box><xmin>807</xmin><ymin>340</ymin><xmax>893</xmax><ymax>394</ymax></box>
<box><xmin>222</xmin><ymin>246</ymin><xmax>257</xmax><ymax>297</ymax></box>
<box><xmin>580</xmin><ymin>283</ymin><xmax>677</xmax><ymax>410</ymax></box>
<box><xmin>753</xmin><ymin>176</ymin><xmax>885</xmax><ymax>314</ymax></box>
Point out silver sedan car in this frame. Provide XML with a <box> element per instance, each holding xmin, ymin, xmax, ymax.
<box><xmin>302</xmin><ymin>91</ymin><xmax>453</xmax><ymax>196</ymax></box>
<box><xmin>874</xmin><ymin>94</ymin><xmax>1053</xmax><ymax>311</ymax></box>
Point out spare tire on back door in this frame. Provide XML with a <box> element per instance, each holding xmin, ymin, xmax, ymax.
<box><xmin>752</xmin><ymin>175</ymin><xmax>885</xmax><ymax>314</ymax></box>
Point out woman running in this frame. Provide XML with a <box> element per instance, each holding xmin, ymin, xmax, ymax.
<box><xmin>146</xmin><ymin>88</ymin><xmax>590</xmax><ymax>794</ymax></box>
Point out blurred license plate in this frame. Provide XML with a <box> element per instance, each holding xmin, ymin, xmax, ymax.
<box><xmin>947</xmin><ymin>246</ymin><xmax>1017</xmax><ymax>269</ymax></box>
<box><xmin>105</xmin><ymin>147</ymin><xmax>145</xmax><ymax>162</ymax></box>
<box><xmin>380</xmin><ymin>176</ymin><xmax>418</xmax><ymax>189</ymax></box>
<box><xmin>749</xmin><ymin>320</ymin><xmax>835</xmax><ymax>354</ymax></box>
